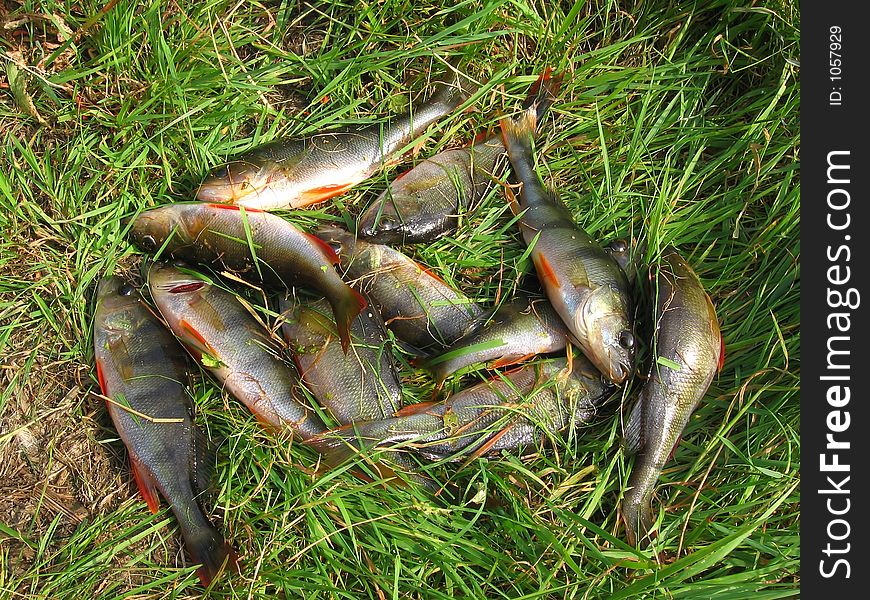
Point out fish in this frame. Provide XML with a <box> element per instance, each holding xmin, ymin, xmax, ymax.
<box><xmin>93</xmin><ymin>276</ymin><xmax>238</xmax><ymax>586</ymax></box>
<box><xmin>197</xmin><ymin>68</ymin><xmax>475</xmax><ymax>210</ymax></box>
<box><xmin>280</xmin><ymin>294</ymin><xmax>428</xmax><ymax>485</ymax></box>
<box><xmin>315</xmin><ymin>225</ymin><xmax>485</xmax><ymax>352</ymax></box>
<box><xmin>358</xmin><ymin>69</ymin><xmax>563</xmax><ymax>244</ymax></box>
<box><xmin>620</xmin><ymin>248</ymin><xmax>723</xmax><ymax>546</ymax></box>
<box><xmin>423</xmin><ymin>294</ymin><xmax>571</xmax><ymax>386</ymax></box>
<box><xmin>305</xmin><ymin>357</ymin><xmax>612</xmax><ymax>463</ymax></box>
<box><xmin>279</xmin><ymin>294</ymin><xmax>403</xmax><ymax>425</ymax></box>
<box><xmin>128</xmin><ymin>202</ymin><xmax>367</xmax><ymax>352</ymax></box>
<box><xmin>499</xmin><ymin>106</ymin><xmax>636</xmax><ymax>384</ymax></box>
<box><xmin>145</xmin><ymin>261</ymin><xmax>327</xmax><ymax>440</ymax></box>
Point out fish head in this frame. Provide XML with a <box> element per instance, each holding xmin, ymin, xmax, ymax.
<box><xmin>94</xmin><ymin>276</ymin><xmax>142</xmax><ymax>333</ymax></box>
<box><xmin>358</xmin><ymin>193</ymin><xmax>409</xmax><ymax>243</ymax></box>
<box><xmin>314</xmin><ymin>224</ymin><xmax>358</xmax><ymax>261</ymax></box>
<box><xmin>197</xmin><ymin>160</ymin><xmax>274</xmax><ymax>203</ymax></box>
<box><xmin>579</xmin><ymin>286</ymin><xmax>635</xmax><ymax>385</ymax></box>
<box><xmin>128</xmin><ymin>206</ymin><xmax>186</xmax><ymax>254</ymax></box>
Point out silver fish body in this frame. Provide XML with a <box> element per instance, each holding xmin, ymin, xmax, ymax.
<box><xmin>129</xmin><ymin>202</ymin><xmax>367</xmax><ymax>352</ymax></box>
<box><xmin>500</xmin><ymin>108</ymin><xmax>636</xmax><ymax>384</ymax></box>
<box><xmin>306</xmin><ymin>357</ymin><xmax>612</xmax><ymax>462</ymax></box>
<box><xmin>621</xmin><ymin>248</ymin><xmax>723</xmax><ymax>546</ymax></box>
<box><xmin>279</xmin><ymin>294</ymin><xmax>403</xmax><ymax>425</ymax></box>
<box><xmin>425</xmin><ymin>295</ymin><xmax>571</xmax><ymax>385</ymax></box>
<box><xmin>358</xmin><ymin>137</ymin><xmax>506</xmax><ymax>244</ymax></box>
<box><xmin>358</xmin><ymin>68</ymin><xmax>563</xmax><ymax>244</ymax></box>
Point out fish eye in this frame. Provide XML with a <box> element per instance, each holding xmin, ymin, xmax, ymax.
<box><xmin>618</xmin><ymin>330</ymin><xmax>635</xmax><ymax>349</ymax></box>
<box><xmin>118</xmin><ymin>283</ymin><xmax>135</xmax><ymax>296</ymax></box>
<box><xmin>609</xmin><ymin>239</ymin><xmax>628</xmax><ymax>253</ymax></box>
<box><xmin>141</xmin><ymin>235</ymin><xmax>157</xmax><ymax>251</ymax></box>
<box><xmin>378</xmin><ymin>215</ymin><xmax>398</xmax><ymax>229</ymax></box>
<box><xmin>214</xmin><ymin>166</ymin><xmax>229</xmax><ymax>179</ymax></box>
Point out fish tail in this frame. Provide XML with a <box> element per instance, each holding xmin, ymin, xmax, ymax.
<box><xmin>303</xmin><ymin>423</ymin><xmax>363</xmax><ymax>465</ymax></box>
<box><xmin>305</xmin><ymin>418</ymin><xmax>418</xmax><ymax>465</ymax></box>
<box><xmin>521</xmin><ymin>67</ymin><xmax>564</xmax><ymax>126</ymax></box>
<box><xmin>332</xmin><ymin>285</ymin><xmax>368</xmax><ymax>353</ymax></box>
<box><xmin>621</xmin><ymin>468</ymin><xmax>658</xmax><ymax>547</ymax></box>
<box><xmin>499</xmin><ymin>106</ymin><xmax>537</xmax><ymax>163</ymax></box>
<box><xmin>307</xmin><ymin>426</ymin><xmax>433</xmax><ymax>490</ymax></box>
<box><xmin>184</xmin><ymin>523</ymin><xmax>239</xmax><ymax>586</ymax></box>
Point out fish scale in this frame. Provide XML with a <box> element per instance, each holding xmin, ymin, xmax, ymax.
<box><xmin>280</xmin><ymin>295</ymin><xmax>403</xmax><ymax>425</ymax></box>
<box><xmin>316</xmin><ymin>225</ymin><xmax>485</xmax><ymax>352</ymax></box>
<box><xmin>424</xmin><ymin>295</ymin><xmax>571</xmax><ymax>385</ymax></box>
<box><xmin>279</xmin><ymin>294</ymin><xmax>432</xmax><ymax>485</ymax></box>
<box><xmin>129</xmin><ymin>202</ymin><xmax>367</xmax><ymax>352</ymax></box>
<box><xmin>357</xmin><ymin>69</ymin><xmax>562</xmax><ymax>244</ymax></box>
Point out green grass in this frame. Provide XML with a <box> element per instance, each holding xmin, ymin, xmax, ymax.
<box><xmin>1</xmin><ymin>0</ymin><xmax>799</xmax><ymax>598</ymax></box>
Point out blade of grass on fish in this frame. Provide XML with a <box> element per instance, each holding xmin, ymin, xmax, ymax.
<box><xmin>99</xmin><ymin>390</ymin><xmax>185</xmax><ymax>425</ymax></box>
<box><xmin>424</xmin><ymin>339</ymin><xmax>507</xmax><ymax>367</ymax></box>
<box><xmin>238</xmin><ymin>206</ymin><xmax>263</xmax><ymax>281</ymax></box>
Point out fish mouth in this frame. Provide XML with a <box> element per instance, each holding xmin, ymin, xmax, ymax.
<box><xmin>609</xmin><ymin>360</ymin><xmax>631</xmax><ymax>385</ymax></box>
<box><xmin>359</xmin><ymin>210</ymin><xmax>404</xmax><ymax>241</ymax></box>
<box><xmin>357</xmin><ymin>220</ymin><xmax>378</xmax><ymax>239</ymax></box>
<box><xmin>196</xmin><ymin>179</ymin><xmax>238</xmax><ymax>203</ymax></box>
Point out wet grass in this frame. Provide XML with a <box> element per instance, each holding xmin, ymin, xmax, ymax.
<box><xmin>1</xmin><ymin>0</ymin><xmax>799</xmax><ymax>598</ymax></box>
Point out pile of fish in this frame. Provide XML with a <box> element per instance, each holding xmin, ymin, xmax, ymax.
<box><xmin>93</xmin><ymin>65</ymin><xmax>723</xmax><ymax>585</ymax></box>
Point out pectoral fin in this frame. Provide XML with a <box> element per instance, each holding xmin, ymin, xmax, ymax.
<box><xmin>130</xmin><ymin>456</ymin><xmax>161</xmax><ymax>514</ymax></box>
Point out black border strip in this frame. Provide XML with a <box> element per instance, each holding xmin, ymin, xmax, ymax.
<box><xmin>802</xmin><ymin>3</ymin><xmax>868</xmax><ymax>593</ymax></box>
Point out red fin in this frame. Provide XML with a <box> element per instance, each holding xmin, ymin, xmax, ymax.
<box><xmin>533</xmin><ymin>254</ymin><xmax>560</xmax><ymax>288</ymax></box>
<box><xmin>504</xmin><ymin>184</ymin><xmax>521</xmax><ymax>216</ymax></box>
<box><xmin>463</xmin><ymin>130</ymin><xmax>492</xmax><ymax>147</ymax></box>
<box><xmin>667</xmin><ymin>433</ymin><xmax>684</xmax><ymax>462</ymax></box>
<box><xmin>465</xmin><ymin>424</ymin><xmax>515</xmax><ymax>461</ymax></box>
<box><xmin>499</xmin><ymin>110</ymin><xmax>537</xmax><ymax>149</ymax></box>
<box><xmin>169</xmin><ymin>282</ymin><xmax>206</xmax><ymax>294</ymax></box>
<box><xmin>207</xmin><ymin>203</ymin><xmax>264</xmax><ymax>213</ymax></box>
<box><xmin>413</xmin><ymin>260</ymin><xmax>448</xmax><ymax>287</ymax></box>
<box><xmin>523</xmin><ymin>68</ymin><xmax>564</xmax><ymax>124</ymax></box>
<box><xmin>718</xmin><ymin>337</ymin><xmax>726</xmax><ymax>372</ymax></box>
<box><xmin>188</xmin><ymin>530</ymin><xmax>240</xmax><ymax>586</ymax></box>
<box><xmin>95</xmin><ymin>360</ymin><xmax>108</xmax><ymax>396</ymax></box>
<box><xmin>491</xmin><ymin>353</ymin><xmax>536</xmax><ymax>369</ymax></box>
<box><xmin>130</xmin><ymin>457</ymin><xmax>160</xmax><ymax>514</ymax></box>
<box><xmin>334</xmin><ymin>286</ymin><xmax>368</xmax><ymax>353</ymax></box>
<box><xmin>304</xmin><ymin>231</ymin><xmax>340</xmax><ymax>265</ymax></box>
<box><xmin>180</xmin><ymin>319</ymin><xmax>219</xmax><ymax>358</ymax></box>
<box><xmin>394</xmin><ymin>401</ymin><xmax>440</xmax><ymax>417</ymax></box>
<box><xmin>195</xmin><ymin>543</ymin><xmax>240</xmax><ymax>587</ymax></box>
<box><xmin>526</xmin><ymin>67</ymin><xmax>564</xmax><ymax>101</ymax></box>
<box><xmin>298</xmin><ymin>182</ymin><xmax>355</xmax><ymax>205</ymax></box>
